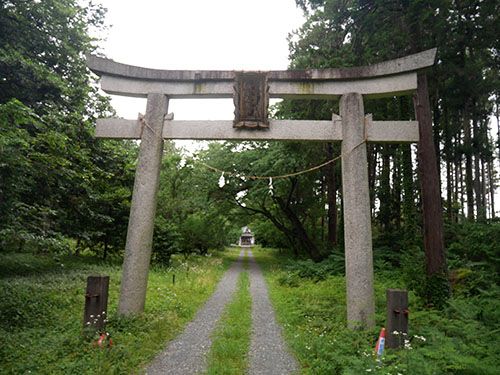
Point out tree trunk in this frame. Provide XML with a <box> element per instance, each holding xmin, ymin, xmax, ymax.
<box><xmin>393</xmin><ymin>146</ymin><xmax>402</xmax><ymax>231</ymax></box>
<box><xmin>474</xmin><ymin>153</ymin><xmax>483</xmax><ymax>219</ymax></box>
<box><xmin>496</xmin><ymin>100</ymin><xmax>500</xmax><ymax>170</ymax></box>
<box><xmin>103</xmin><ymin>235</ymin><xmax>108</xmax><ymax>261</ymax></box>
<box><xmin>432</xmin><ymin>87</ymin><xmax>441</xmax><ymax>186</ymax></box>
<box><xmin>443</xmin><ymin>103</ymin><xmax>453</xmax><ymax>221</ymax></box>
<box><xmin>367</xmin><ymin>144</ymin><xmax>378</xmax><ymax>215</ymax></box>
<box><xmin>488</xmin><ymin>159</ymin><xmax>495</xmax><ymax>219</ymax></box>
<box><xmin>446</xmin><ymin>158</ymin><xmax>453</xmax><ymax>221</ymax></box>
<box><xmin>458</xmin><ymin>155</ymin><xmax>465</xmax><ymax>218</ymax></box>
<box><xmin>414</xmin><ymin>73</ymin><xmax>448</xmax><ymax>277</ymax></box>
<box><xmin>481</xmin><ymin>159</ymin><xmax>487</xmax><ymax>220</ymax></box>
<box><xmin>325</xmin><ymin>143</ymin><xmax>338</xmax><ymax>247</ymax></box>
<box><xmin>402</xmin><ymin>144</ymin><xmax>416</xmax><ymax>248</ymax></box>
<box><xmin>379</xmin><ymin>145</ymin><xmax>392</xmax><ymax>230</ymax></box>
<box><xmin>276</xmin><ymin>197</ymin><xmax>323</xmax><ymax>262</ymax></box>
<box><xmin>472</xmin><ymin>101</ymin><xmax>483</xmax><ymax>220</ymax></box>
<box><xmin>463</xmin><ymin>103</ymin><xmax>475</xmax><ymax>220</ymax></box>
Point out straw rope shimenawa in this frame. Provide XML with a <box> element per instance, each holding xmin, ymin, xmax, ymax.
<box><xmin>139</xmin><ymin>113</ymin><xmax>368</xmax><ymax>181</ymax></box>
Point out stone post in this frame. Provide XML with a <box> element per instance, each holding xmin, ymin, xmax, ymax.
<box><xmin>340</xmin><ymin>93</ymin><xmax>375</xmax><ymax>329</ymax></box>
<box><xmin>118</xmin><ymin>93</ymin><xmax>168</xmax><ymax>315</ymax></box>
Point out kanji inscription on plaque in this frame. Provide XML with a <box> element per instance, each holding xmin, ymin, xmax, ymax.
<box><xmin>233</xmin><ymin>72</ymin><xmax>269</xmax><ymax>129</ymax></box>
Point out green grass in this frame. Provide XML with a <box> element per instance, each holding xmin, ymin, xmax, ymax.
<box><xmin>252</xmin><ymin>247</ymin><xmax>500</xmax><ymax>375</ymax></box>
<box><xmin>205</xmin><ymin>248</ymin><xmax>252</xmax><ymax>374</ymax></box>
<box><xmin>0</xmin><ymin>250</ymin><xmax>235</xmax><ymax>375</ymax></box>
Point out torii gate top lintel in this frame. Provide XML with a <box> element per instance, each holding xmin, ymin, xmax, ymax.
<box><xmin>87</xmin><ymin>48</ymin><xmax>436</xmax><ymax>84</ymax></box>
<box><xmin>86</xmin><ymin>48</ymin><xmax>436</xmax><ymax>100</ymax></box>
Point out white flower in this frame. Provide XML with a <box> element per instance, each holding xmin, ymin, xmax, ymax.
<box><xmin>404</xmin><ymin>339</ymin><xmax>412</xmax><ymax>349</ymax></box>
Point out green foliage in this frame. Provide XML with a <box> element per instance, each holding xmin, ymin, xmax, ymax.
<box><xmin>152</xmin><ymin>145</ymin><xmax>235</xmax><ymax>264</ymax></box>
<box><xmin>445</xmin><ymin>220</ymin><xmax>500</xmax><ymax>281</ymax></box>
<box><xmin>276</xmin><ymin>252</ymin><xmax>345</xmax><ymax>286</ymax></box>
<box><xmin>0</xmin><ymin>250</ymin><xmax>234</xmax><ymax>374</ymax></box>
<box><xmin>194</xmin><ymin>140</ymin><xmax>330</xmax><ymax>261</ymax></box>
<box><xmin>0</xmin><ymin>0</ymin><xmax>106</xmax><ymax>113</ymax></box>
<box><xmin>0</xmin><ymin>1</ymin><xmax>137</xmax><ymax>258</ymax></box>
<box><xmin>401</xmin><ymin>246</ymin><xmax>450</xmax><ymax>308</ymax></box>
<box><xmin>254</xmin><ymin>247</ymin><xmax>500</xmax><ymax>375</ymax></box>
<box><xmin>249</xmin><ymin>218</ymin><xmax>289</xmax><ymax>249</ymax></box>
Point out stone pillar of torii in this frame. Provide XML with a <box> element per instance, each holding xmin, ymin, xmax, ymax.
<box><xmin>87</xmin><ymin>48</ymin><xmax>436</xmax><ymax>329</ymax></box>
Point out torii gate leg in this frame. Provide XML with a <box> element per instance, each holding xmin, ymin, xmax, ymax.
<box><xmin>118</xmin><ymin>93</ymin><xmax>168</xmax><ymax>315</ymax></box>
<box><xmin>340</xmin><ymin>93</ymin><xmax>376</xmax><ymax>329</ymax></box>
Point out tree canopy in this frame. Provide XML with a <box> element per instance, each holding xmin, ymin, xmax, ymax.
<box><xmin>0</xmin><ymin>0</ymin><xmax>136</xmax><ymax>258</ymax></box>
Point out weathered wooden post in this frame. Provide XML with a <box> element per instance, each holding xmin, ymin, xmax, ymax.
<box><xmin>386</xmin><ymin>289</ymin><xmax>409</xmax><ymax>348</ymax></box>
<box><xmin>117</xmin><ymin>93</ymin><xmax>168</xmax><ymax>316</ymax></box>
<box><xmin>340</xmin><ymin>93</ymin><xmax>375</xmax><ymax>329</ymax></box>
<box><xmin>83</xmin><ymin>275</ymin><xmax>109</xmax><ymax>335</ymax></box>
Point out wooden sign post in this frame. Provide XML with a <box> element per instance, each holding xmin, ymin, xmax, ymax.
<box><xmin>82</xmin><ymin>275</ymin><xmax>109</xmax><ymax>335</ymax></box>
<box><xmin>386</xmin><ymin>289</ymin><xmax>409</xmax><ymax>349</ymax></box>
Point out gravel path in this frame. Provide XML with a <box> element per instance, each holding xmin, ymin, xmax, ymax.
<box><xmin>146</xmin><ymin>249</ymin><xmax>245</xmax><ymax>375</ymax></box>
<box><xmin>145</xmin><ymin>248</ymin><xmax>298</xmax><ymax>374</ymax></box>
<box><xmin>248</xmin><ymin>248</ymin><xmax>299</xmax><ymax>375</ymax></box>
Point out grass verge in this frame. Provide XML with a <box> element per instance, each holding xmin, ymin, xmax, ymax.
<box><xmin>205</xmin><ymin>249</ymin><xmax>252</xmax><ymax>374</ymax></box>
<box><xmin>0</xmin><ymin>249</ymin><xmax>237</xmax><ymax>375</ymax></box>
<box><xmin>252</xmin><ymin>247</ymin><xmax>500</xmax><ymax>375</ymax></box>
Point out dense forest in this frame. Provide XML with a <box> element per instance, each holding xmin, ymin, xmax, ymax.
<box><xmin>1</xmin><ymin>0</ymin><xmax>500</xmax><ymax>305</ymax></box>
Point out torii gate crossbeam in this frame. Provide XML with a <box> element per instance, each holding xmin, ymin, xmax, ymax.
<box><xmin>87</xmin><ymin>49</ymin><xmax>436</xmax><ymax>329</ymax></box>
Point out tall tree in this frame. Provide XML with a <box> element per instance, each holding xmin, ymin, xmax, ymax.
<box><xmin>0</xmin><ymin>0</ymin><xmax>136</xmax><ymax>255</ymax></box>
<box><xmin>196</xmin><ymin>140</ymin><xmax>327</xmax><ymax>262</ymax></box>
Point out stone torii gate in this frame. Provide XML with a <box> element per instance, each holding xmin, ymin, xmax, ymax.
<box><xmin>87</xmin><ymin>48</ymin><xmax>436</xmax><ymax>329</ymax></box>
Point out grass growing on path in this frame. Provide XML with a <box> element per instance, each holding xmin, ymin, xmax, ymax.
<box><xmin>0</xmin><ymin>250</ymin><xmax>235</xmax><ymax>375</ymax></box>
<box><xmin>205</xmin><ymin>248</ymin><xmax>252</xmax><ymax>375</ymax></box>
<box><xmin>252</xmin><ymin>247</ymin><xmax>500</xmax><ymax>375</ymax></box>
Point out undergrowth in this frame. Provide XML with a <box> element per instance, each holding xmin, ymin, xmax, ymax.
<box><xmin>253</xmin><ymin>247</ymin><xmax>500</xmax><ymax>375</ymax></box>
<box><xmin>0</xmin><ymin>249</ymin><xmax>237</xmax><ymax>375</ymax></box>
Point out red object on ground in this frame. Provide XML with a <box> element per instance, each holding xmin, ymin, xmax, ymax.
<box><xmin>92</xmin><ymin>333</ymin><xmax>113</xmax><ymax>348</ymax></box>
<box><xmin>375</xmin><ymin>328</ymin><xmax>386</xmax><ymax>358</ymax></box>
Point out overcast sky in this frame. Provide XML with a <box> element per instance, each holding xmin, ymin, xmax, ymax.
<box><xmin>95</xmin><ymin>0</ymin><xmax>305</xmax><ymax>123</ymax></box>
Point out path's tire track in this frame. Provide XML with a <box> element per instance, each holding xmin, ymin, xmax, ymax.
<box><xmin>248</xmin><ymin>248</ymin><xmax>299</xmax><ymax>375</ymax></box>
<box><xmin>146</xmin><ymin>249</ymin><xmax>244</xmax><ymax>375</ymax></box>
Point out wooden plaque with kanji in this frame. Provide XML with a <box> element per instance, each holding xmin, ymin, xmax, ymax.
<box><xmin>233</xmin><ymin>72</ymin><xmax>269</xmax><ymax>129</ymax></box>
